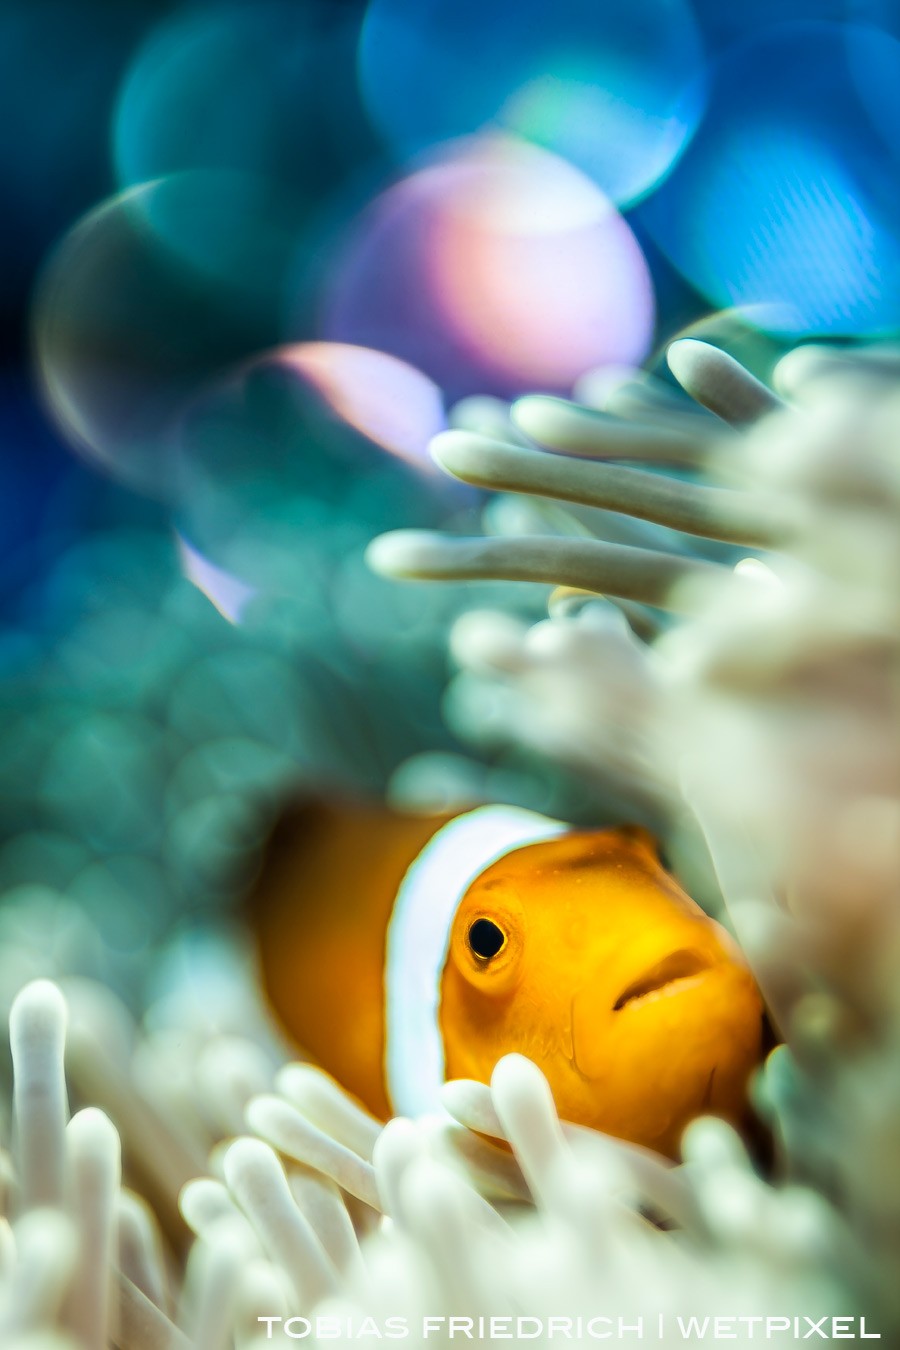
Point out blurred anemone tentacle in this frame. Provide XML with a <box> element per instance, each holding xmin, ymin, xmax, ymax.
<box><xmin>430</xmin><ymin>429</ymin><xmax>789</xmax><ymax>545</ymax></box>
<box><xmin>367</xmin><ymin>532</ymin><xmax>724</xmax><ymax>609</ymax></box>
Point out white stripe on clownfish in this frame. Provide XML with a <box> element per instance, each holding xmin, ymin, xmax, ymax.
<box><xmin>384</xmin><ymin>803</ymin><xmax>567</xmax><ymax>1117</ymax></box>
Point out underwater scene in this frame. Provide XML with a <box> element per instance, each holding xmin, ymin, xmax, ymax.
<box><xmin>1</xmin><ymin>0</ymin><xmax>899</xmax><ymax>1344</ymax></box>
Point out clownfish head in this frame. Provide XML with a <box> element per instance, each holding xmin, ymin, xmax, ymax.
<box><xmin>252</xmin><ymin>802</ymin><xmax>763</xmax><ymax>1159</ymax></box>
<box><xmin>385</xmin><ymin>807</ymin><xmax>762</xmax><ymax>1156</ymax></box>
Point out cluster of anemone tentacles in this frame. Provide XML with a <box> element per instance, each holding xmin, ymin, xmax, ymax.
<box><xmin>1</xmin><ymin>339</ymin><xmax>899</xmax><ymax>1347</ymax></box>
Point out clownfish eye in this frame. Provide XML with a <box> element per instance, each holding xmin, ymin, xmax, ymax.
<box><xmin>467</xmin><ymin>917</ymin><xmax>506</xmax><ymax>961</ymax></box>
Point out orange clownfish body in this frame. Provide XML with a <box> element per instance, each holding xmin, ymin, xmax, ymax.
<box><xmin>251</xmin><ymin>801</ymin><xmax>763</xmax><ymax>1157</ymax></box>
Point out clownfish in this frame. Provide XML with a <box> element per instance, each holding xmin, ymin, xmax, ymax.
<box><xmin>250</xmin><ymin>800</ymin><xmax>763</xmax><ymax>1157</ymax></box>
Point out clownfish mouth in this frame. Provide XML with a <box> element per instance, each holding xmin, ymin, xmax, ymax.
<box><xmin>613</xmin><ymin>948</ymin><xmax>713</xmax><ymax>1012</ymax></box>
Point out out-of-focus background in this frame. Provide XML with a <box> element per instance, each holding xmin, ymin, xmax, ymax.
<box><xmin>1</xmin><ymin>0</ymin><xmax>899</xmax><ymax>1002</ymax></box>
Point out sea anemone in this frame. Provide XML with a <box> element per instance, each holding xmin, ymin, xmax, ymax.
<box><xmin>1</xmin><ymin>339</ymin><xmax>898</xmax><ymax>1345</ymax></box>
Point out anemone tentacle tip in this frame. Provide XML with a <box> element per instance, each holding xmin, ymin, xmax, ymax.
<box><xmin>364</xmin><ymin>531</ymin><xmax>438</xmax><ymax>578</ymax></box>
